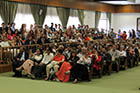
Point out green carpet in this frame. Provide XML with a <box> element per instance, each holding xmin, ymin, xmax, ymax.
<box><xmin>0</xmin><ymin>66</ymin><xmax>140</xmax><ymax>93</ymax></box>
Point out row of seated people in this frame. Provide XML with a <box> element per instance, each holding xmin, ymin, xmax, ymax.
<box><xmin>0</xmin><ymin>22</ymin><xmax>131</xmax><ymax>48</ymax></box>
<box><xmin>12</xmin><ymin>39</ymin><xmax>140</xmax><ymax>83</ymax></box>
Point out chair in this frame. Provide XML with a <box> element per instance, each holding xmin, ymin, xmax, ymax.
<box><xmin>119</xmin><ymin>56</ymin><xmax>128</xmax><ymax>70</ymax></box>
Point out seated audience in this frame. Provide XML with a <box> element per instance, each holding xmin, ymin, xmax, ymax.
<box><xmin>45</xmin><ymin>49</ymin><xmax>65</xmax><ymax>80</ymax></box>
<box><xmin>16</xmin><ymin>49</ymin><xmax>43</xmax><ymax>78</ymax></box>
<box><xmin>12</xmin><ymin>47</ymin><xmax>29</xmax><ymax>77</ymax></box>
<box><xmin>0</xmin><ymin>22</ymin><xmax>139</xmax><ymax>84</ymax></box>
<box><xmin>70</xmin><ymin>50</ymin><xmax>91</xmax><ymax>83</ymax></box>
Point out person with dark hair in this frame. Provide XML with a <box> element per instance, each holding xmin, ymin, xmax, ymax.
<box><xmin>111</xmin><ymin>45</ymin><xmax>120</xmax><ymax>72</ymax></box>
<box><xmin>133</xmin><ymin>44</ymin><xmax>139</xmax><ymax>66</ymax></box>
<box><xmin>10</xmin><ymin>23</ymin><xmax>16</xmax><ymax>34</ymax></box>
<box><xmin>12</xmin><ymin>47</ymin><xmax>29</xmax><ymax>77</ymax></box>
<box><xmin>0</xmin><ymin>23</ymin><xmax>7</xmax><ymax>33</ymax></box>
<box><xmin>49</xmin><ymin>23</ymin><xmax>55</xmax><ymax>32</ymax></box>
<box><xmin>122</xmin><ymin>31</ymin><xmax>127</xmax><ymax>40</ymax></box>
<box><xmin>37</xmin><ymin>47</ymin><xmax>54</xmax><ymax>77</ymax></box>
<box><xmin>102</xmin><ymin>46</ymin><xmax>112</xmax><ymax>75</ymax></box>
<box><xmin>132</xmin><ymin>29</ymin><xmax>136</xmax><ymax>38</ymax></box>
<box><xmin>119</xmin><ymin>46</ymin><xmax>127</xmax><ymax>69</ymax></box>
<box><xmin>70</xmin><ymin>51</ymin><xmax>91</xmax><ymax>83</ymax></box>
<box><xmin>92</xmin><ymin>50</ymin><xmax>103</xmax><ymax>78</ymax></box>
<box><xmin>7</xmin><ymin>30</ymin><xmax>13</xmax><ymax>40</ymax></box>
<box><xmin>16</xmin><ymin>49</ymin><xmax>43</xmax><ymax>78</ymax></box>
<box><xmin>109</xmin><ymin>28</ymin><xmax>116</xmax><ymax>39</ymax></box>
<box><xmin>55</xmin><ymin>51</ymin><xmax>78</xmax><ymax>82</ymax></box>
<box><xmin>45</xmin><ymin>49</ymin><xmax>65</xmax><ymax>80</ymax></box>
<box><xmin>24</xmin><ymin>36</ymin><xmax>35</xmax><ymax>45</ymax></box>
<box><xmin>118</xmin><ymin>29</ymin><xmax>122</xmax><ymax>39</ymax></box>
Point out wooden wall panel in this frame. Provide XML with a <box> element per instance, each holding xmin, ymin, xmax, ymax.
<box><xmin>116</xmin><ymin>5</ymin><xmax>140</xmax><ymax>13</ymax></box>
<box><xmin>6</xmin><ymin>0</ymin><xmax>140</xmax><ymax>13</ymax></box>
<box><xmin>6</xmin><ymin>0</ymin><xmax>116</xmax><ymax>12</ymax></box>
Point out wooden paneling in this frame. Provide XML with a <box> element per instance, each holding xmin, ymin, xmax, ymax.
<box><xmin>6</xmin><ymin>0</ymin><xmax>140</xmax><ymax>13</ymax></box>
<box><xmin>0</xmin><ymin>64</ymin><xmax>12</xmax><ymax>73</ymax></box>
<box><xmin>6</xmin><ymin>0</ymin><xmax>115</xmax><ymax>12</ymax></box>
<box><xmin>116</xmin><ymin>5</ymin><xmax>140</xmax><ymax>13</ymax></box>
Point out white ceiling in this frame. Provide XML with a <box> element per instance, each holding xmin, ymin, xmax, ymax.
<box><xmin>100</xmin><ymin>0</ymin><xmax>140</xmax><ymax>5</ymax></box>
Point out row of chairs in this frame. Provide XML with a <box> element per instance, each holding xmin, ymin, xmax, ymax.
<box><xmin>89</xmin><ymin>55</ymin><xmax>139</xmax><ymax>79</ymax></box>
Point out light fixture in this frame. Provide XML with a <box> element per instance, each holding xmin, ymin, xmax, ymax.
<box><xmin>98</xmin><ymin>0</ymin><xmax>136</xmax><ymax>5</ymax></box>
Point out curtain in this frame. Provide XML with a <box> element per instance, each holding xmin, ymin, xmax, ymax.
<box><xmin>77</xmin><ymin>10</ymin><xmax>84</xmax><ymax>25</ymax></box>
<box><xmin>57</xmin><ymin>7</ymin><xmax>70</xmax><ymax>28</ymax></box>
<box><xmin>30</xmin><ymin>4</ymin><xmax>47</xmax><ymax>26</ymax></box>
<box><xmin>106</xmin><ymin>12</ymin><xmax>112</xmax><ymax>29</ymax></box>
<box><xmin>95</xmin><ymin>11</ymin><xmax>101</xmax><ymax>28</ymax></box>
<box><xmin>0</xmin><ymin>1</ymin><xmax>18</xmax><ymax>24</ymax></box>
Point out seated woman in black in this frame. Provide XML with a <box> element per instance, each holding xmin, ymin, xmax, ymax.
<box><xmin>69</xmin><ymin>50</ymin><xmax>91</xmax><ymax>83</ymax></box>
<box><xmin>68</xmin><ymin>51</ymin><xmax>80</xmax><ymax>66</ymax></box>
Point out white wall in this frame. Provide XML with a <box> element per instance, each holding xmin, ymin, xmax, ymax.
<box><xmin>84</xmin><ymin>10</ymin><xmax>95</xmax><ymax>28</ymax></box>
<box><xmin>112</xmin><ymin>13</ymin><xmax>140</xmax><ymax>33</ymax></box>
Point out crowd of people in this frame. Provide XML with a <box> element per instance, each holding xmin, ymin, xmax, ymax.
<box><xmin>0</xmin><ymin>22</ymin><xmax>140</xmax><ymax>83</ymax></box>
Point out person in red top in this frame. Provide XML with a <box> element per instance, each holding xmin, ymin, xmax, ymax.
<box><xmin>12</xmin><ymin>30</ymin><xmax>19</xmax><ymax>38</ymax></box>
<box><xmin>92</xmin><ymin>50</ymin><xmax>102</xmax><ymax>78</ymax></box>
<box><xmin>7</xmin><ymin>30</ymin><xmax>13</xmax><ymax>40</ymax></box>
<box><xmin>45</xmin><ymin>49</ymin><xmax>65</xmax><ymax>80</ymax></box>
<box><xmin>56</xmin><ymin>61</ymin><xmax>72</xmax><ymax>82</ymax></box>
<box><xmin>122</xmin><ymin>31</ymin><xmax>127</xmax><ymax>40</ymax></box>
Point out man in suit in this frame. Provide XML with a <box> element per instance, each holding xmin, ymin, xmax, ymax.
<box><xmin>10</xmin><ymin>23</ymin><xmax>16</xmax><ymax>34</ymax></box>
<box><xmin>101</xmin><ymin>46</ymin><xmax>112</xmax><ymax>75</ymax></box>
<box><xmin>24</xmin><ymin>36</ymin><xmax>35</xmax><ymax>45</ymax></box>
<box><xmin>12</xmin><ymin>47</ymin><xmax>29</xmax><ymax>77</ymax></box>
<box><xmin>0</xmin><ymin>23</ymin><xmax>8</xmax><ymax>33</ymax></box>
<box><xmin>49</xmin><ymin>23</ymin><xmax>55</xmax><ymax>32</ymax></box>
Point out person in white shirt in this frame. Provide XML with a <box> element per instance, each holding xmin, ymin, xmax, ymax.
<box><xmin>77</xmin><ymin>53</ymin><xmax>91</xmax><ymax>66</ymax></box>
<box><xmin>71</xmin><ymin>51</ymin><xmax>91</xmax><ymax>83</ymax></box>
<box><xmin>39</xmin><ymin>47</ymin><xmax>54</xmax><ymax>75</ymax></box>
<box><xmin>0</xmin><ymin>37</ymin><xmax>10</xmax><ymax>47</ymax></box>
<box><xmin>10</xmin><ymin>23</ymin><xmax>16</xmax><ymax>34</ymax></box>
<box><xmin>16</xmin><ymin>49</ymin><xmax>43</xmax><ymax>77</ymax></box>
<box><xmin>119</xmin><ymin>46</ymin><xmax>127</xmax><ymax>68</ymax></box>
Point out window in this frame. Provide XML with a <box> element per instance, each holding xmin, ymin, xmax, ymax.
<box><xmin>67</xmin><ymin>9</ymin><xmax>80</xmax><ymax>28</ymax></box>
<box><xmin>44</xmin><ymin>7</ymin><xmax>61</xmax><ymax>27</ymax></box>
<box><xmin>0</xmin><ymin>16</ymin><xmax>3</xmax><ymax>25</ymax></box>
<box><xmin>98</xmin><ymin>19</ymin><xmax>109</xmax><ymax>30</ymax></box>
<box><xmin>98</xmin><ymin>12</ymin><xmax>109</xmax><ymax>31</ymax></box>
<box><xmin>15</xmin><ymin>13</ymin><xmax>35</xmax><ymax>30</ymax></box>
<box><xmin>67</xmin><ymin>16</ymin><xmax>80</xmax><ymax>28</ymax></box>
<box><xmin>44</xmin><ymin>16</ymin><xmax>61</xmax><ymax>27</ymax></box>
<box><xmin>14</xmin><ymin>4</ymin><xmax>35</xmax><ymax>30</ymax></box>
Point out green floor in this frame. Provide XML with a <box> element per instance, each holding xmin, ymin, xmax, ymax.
<box><xmin>0</xmin><ymin>66</ymin><xmax>140</xmax><ymax>93</ymax></box>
